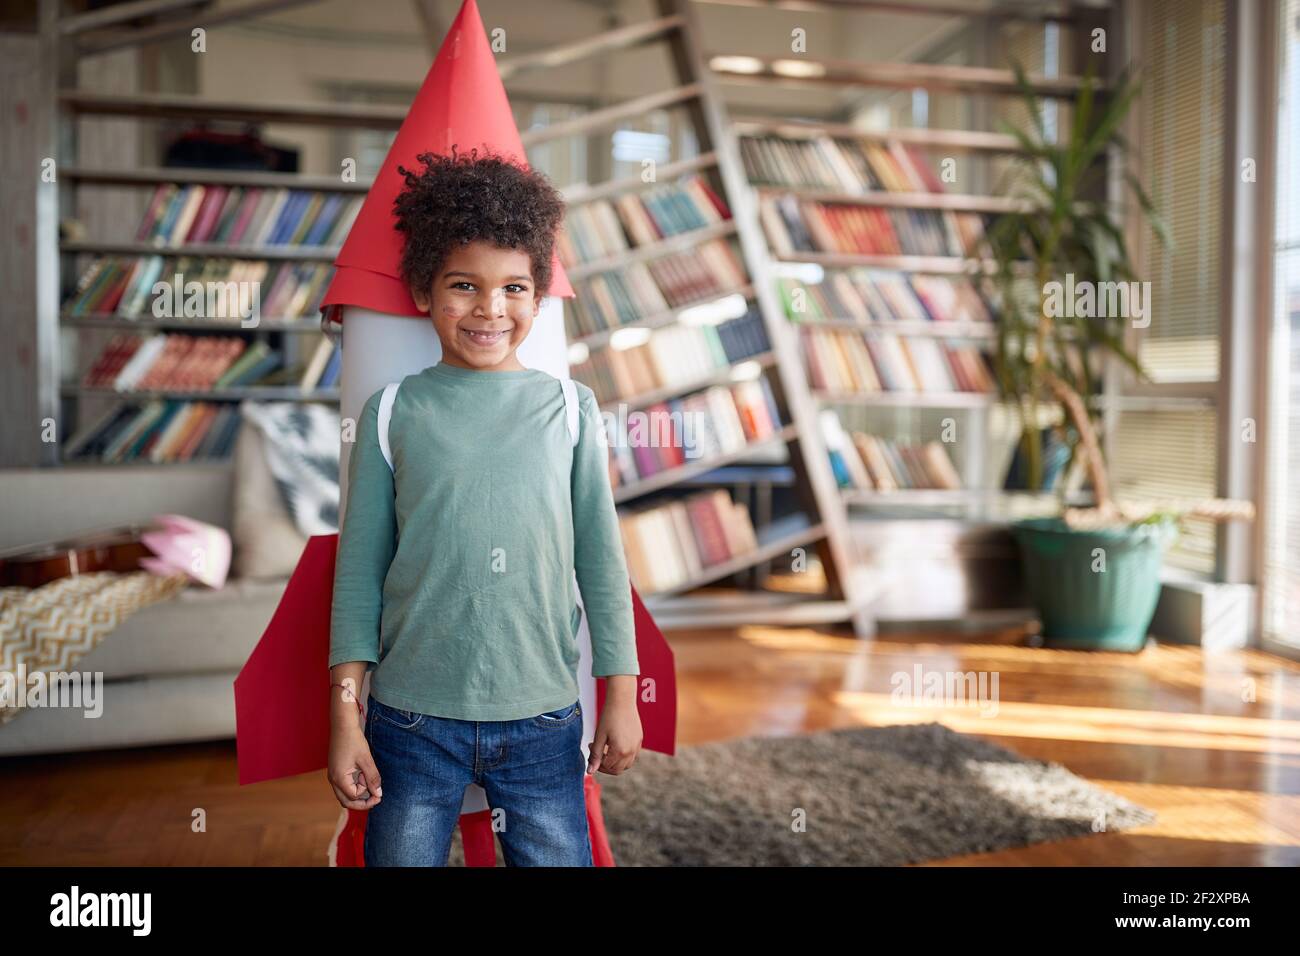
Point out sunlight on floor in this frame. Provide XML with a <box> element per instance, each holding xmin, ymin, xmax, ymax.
<box><xmin>1092</xmin><ymin>780</ymin><xmax>1300</xmax><ymax>846</ymax></box>
<box><xmin>833</xmin><ymin>692</ymin><xmax>1300</xmax><ymax>755</ymax></box>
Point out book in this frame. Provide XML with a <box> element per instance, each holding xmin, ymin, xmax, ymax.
<box><xmin>79</xmin><ymin>333</ymin><xmax>301</xmax><ymax>392</ymax></box>
<box><xmin>298</xmin><ymin>335</ymin><xmax>336</xmax><ymax>391</ymax></box>
<box><xmin>759</xmin><ymin>195</ymin><xmax>988</xmax><ymax>259</ymax></box>
<box><xmin>560</xmin><ymin>175</ymin><xmax>730</xmax><ymax>267</ymax></box>
<box><xmin>776</xmin><ymin>270</ymin><xmax>994</xmax><ymax>327</ymax></box>
<box><xmin>571</xmin><ymin>308</ymin><xmax>769</xmax><ymax>404</ymax></box>
<box><xmin>64</xmin><ymin>255</ymin><xmax>334</xmax><ymax>321</ymax></box>
<box><xmin>740</xmin><ymin>134</ymin><xmax>957</xmax><ymax>197</ymax></box>
<box><xmin>605</xmin><ymin>376</ymin><xmax>782</xmax><ymax>488</ymax></box>
<box><xmin>617</xmin><ymin>489</ymin><xmax>760</xmax><ymax>595</ymax></box>
<box><xmin>831</xmin><ymin>430</ymin><xmax>963</xmax><ymax>492</ymax></box>
<box><xmin>564</xmin><ymin>238</ymin><xmax>746</xmax><ymax>339</ymax></box>
<box><xmin>64</xmin><ymin>400</ymin><xmax>246</xmax><ymax>463</ymax></box>
<box><xmin>123</xmin><ymin>183</ymin><xmax>352</xmax><ymax>251</ymax></box>
<box><xmin>799</xmin><ymin>327</ymin><xmax>994</xmax><ymax>395</ymax></box>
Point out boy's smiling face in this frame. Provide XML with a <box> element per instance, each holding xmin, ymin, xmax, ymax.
<box><xmin>412</xmin><ymin>239</ymin><xmax>540</xmax><ymax>372</ymax></box>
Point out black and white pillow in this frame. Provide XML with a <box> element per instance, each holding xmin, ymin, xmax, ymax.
<box><xmin>240</xmin><ymin>401</ymin><xmax>340</xmax><ymax>536</ymax></box>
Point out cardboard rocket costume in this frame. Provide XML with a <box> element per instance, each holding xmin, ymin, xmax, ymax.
<box><xmin>233</xmin><ymin>0</ymin><xmax>677</xmax><ymax>867</ymax></box>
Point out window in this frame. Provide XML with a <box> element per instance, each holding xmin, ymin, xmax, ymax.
<box><xmin>1264</xmin><ymin>0</ymin><xmax>1300</xmax><ymax>650</ymax></box>
<box><xmin>1113</xmin><ymin>408</ymin><xmax>1219</xmax><ymax>573</ymax></box>
<box><xmin>1136</xmin><ymin>0</ymin><xmax>1225</xmax><ymax>385</ymax></box>
<box><xmin>324</xmin><ymin>82</ymin><xmax>408</xmax><ymax>180</ymax></box>
<box><xmin>607</xmin><ymin>108</ymin><xmax>695</xmax><ymax>182</ymax></box>
<box><xmin>1110</xmin><ymin>0</ymin><xmax>1226</xmax><ymax>575</ymax></box>
<box><xmin>513</xmin><ymin>101</ymin><xmax>588</xmax><ymax>188</ymax></box>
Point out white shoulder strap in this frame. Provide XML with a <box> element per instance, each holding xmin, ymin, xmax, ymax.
<box><xmin>560</xmin><ymin>378</ymin><xmax>580</xmax><ymax>448</ymax></box>
<box><xmin>377</xmin><ymin>382</ymin><xmax>400</xmax><ymax>473</ymax></box>
<box><xmin>561</xmin><ymin>377</ymin><xmax>584</xmax><ymax>614</ymax></box>
<box><xmin>561</xmin><ymin>378</ymin><xmax>586</xmax><ymax>615</ymax></box>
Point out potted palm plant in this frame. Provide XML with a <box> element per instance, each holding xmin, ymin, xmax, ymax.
<box><xmin>981</xmin><ymin>64</ymin><xmax>1252</xmax><ymax>651</ymax></box>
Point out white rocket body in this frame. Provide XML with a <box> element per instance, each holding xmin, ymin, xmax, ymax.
<box><xmin>336</xmin><ymin>300</ymin><xmax>597</xmax><ymax>816</ymax></box>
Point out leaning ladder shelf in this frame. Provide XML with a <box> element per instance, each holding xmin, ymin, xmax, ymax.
<box><xmin>630</xmin><ymin>0</ymin><xmax>883</xmax><ymax>633</ymax></box>
<box><xmin>694</xmin><ymin>0</ymin><xmax>1112</xmax><ymax>535</ymax></box>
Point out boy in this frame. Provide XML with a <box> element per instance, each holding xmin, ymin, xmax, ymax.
<box><xmin>326</xmin><ymin>147</ymin><xmax>642</xmax><ymax>867</ymax></box>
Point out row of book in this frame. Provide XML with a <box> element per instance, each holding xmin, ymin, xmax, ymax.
<box><xmin>65</xmin><ymin>256</ymin><xmax>333</xmax><ymax>321</ymax></box>
<box><xmin>801</xmin><ymin>327</ymin><xmax>996</xmax><ymax>394</ymax></box>
<box><xmin>134</xmin><ymin>183</ymin><xmax>361</xmax><ymax>249</ymax></box>
<box><xmin>760</xmin><ymin>194</ymin><xmax>987</xmax><ymax>260</ymax></box>
<box><xmin>820</xmin><ymin>414</ymin><xmax>962</xmax><ymax>492</ymax></box>
<box><xmin>775</xmin><ymin>270</ymin><xmax>994</xmax><ymax>326</ymax></box>
<box><xmin>64</xmin><ymin>401</ymin><xmax>245</xmax><ymax>464</ymax></box>
<box><xmin>739</xmin><ymin>134</ymin><xmax>945</xmax><ymax>195</ymax></box>
<box><xmin>618</xmin><ymin>489</ymin><xmax>759</xmax><ymax>595</ymax></box>
<box><xmin>557</xmin><ymin>176</ymin><xmax>729</xmax><ymax>265</ymax></box>
<box><xmin>606</xmin><ymin>376</ymin><xmax>784</xmax><ymax>490</ymax></box>
<box><xmin>572</xmin><ymin>308</ymin><xmax>771</xmax><ymax>405</ymax></box>
<box><xmin>566</xmin><ymin>239</ymin><xmax>748</xmax><ymax>338</ymax></box>
<box><xmin>81</xmin><ymin>333</ymin><xmax>340</xmax><ymax>392</ymax></box>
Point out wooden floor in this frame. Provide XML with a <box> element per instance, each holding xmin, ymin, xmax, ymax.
<box><xmin>3</xmin><ymin>622</ymin><xmax>1299</xmax><ymax>866</ymax></box>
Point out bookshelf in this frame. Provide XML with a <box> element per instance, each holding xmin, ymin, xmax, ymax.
<box><xmin>61</xmin><ymin>241</ymin><xmax>339</xmax><ymax>262</ymax></box>
<box><xmin>521</xmin><ymin>0</ymin><xmax>880</xmax><ymax>632</ymax></box>
<box><xmin>43</xmin><ymin>3</ymin><xmax>381</xmax><ymax>470</ymax></box>
<box><xmin>54</xmin><ymin>167</ymin><xmax>353</xmax><ymax>461</ymax></box>
<box><xmin>6</xmin><ymin>1</ymin><xmax>881</xmax><ymax>634</ymax></box>
<box><xmin>696</xmin><ymin>0</ymin><xmax>1112</xmax><ymax>534</ymax></box>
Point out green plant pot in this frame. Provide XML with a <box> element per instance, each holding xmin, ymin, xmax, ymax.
<box><xmin>1012</xmin><ymin>516</ymin><xmax>1178</xmax><ymax>652</ymax></box>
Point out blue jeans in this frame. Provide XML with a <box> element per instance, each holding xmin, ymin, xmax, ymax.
<box><xmin>362</xmin><ymin>695</ymin><xmax>593</xmax><ymax>867</ymax></box>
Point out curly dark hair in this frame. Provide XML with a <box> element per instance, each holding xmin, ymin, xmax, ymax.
<box><xmin>392</xmin><ymin>146</ymin><xmax>566</xmax><ymax>301</ymax></box>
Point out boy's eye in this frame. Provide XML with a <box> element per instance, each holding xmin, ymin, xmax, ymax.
<box><xmin>448</xmin><ymin>281</ymin><xmax>527</xmax><ymax>293</ymax></box>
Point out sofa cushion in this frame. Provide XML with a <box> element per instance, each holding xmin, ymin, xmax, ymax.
<box><xmin>231</xmin><ymin>422</ymin><xmax>309</xmax><ymax>579</ymax></box>
<box><xmin>0</xmin><ymin>671</ymin><xmax>239</xmax><ymax>757</ymax></box>
<box><xmin>240</xmin><ymin>401</ymin><xmax>340</xmax><ymax>536</ymax></box>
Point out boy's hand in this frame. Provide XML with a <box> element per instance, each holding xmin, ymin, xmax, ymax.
<box><xmin>587</xmin><ymin>675</ymin><xmax>642</xmax><ymax>775</ymax></box>
<box><xmin>328</xmin><ymin>717</ymin><xmax>383</xmax><ymax>810</ymax></box>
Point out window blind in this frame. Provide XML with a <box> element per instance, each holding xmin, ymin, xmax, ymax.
<box><xmin>1112</xmin><ymin>408</ymin><xmax>1219</xmax><ymax>575</ymax></box>
<box><xmin>1137</xmin><ymin>0</ymin><xmax>1224</xmax><ymax>384</ymax></box>
<box><xmin>992</xmin><ymin>21</ymin><xmax>1050</xmax><ymax>190</ymax></box>
<box><xmin>1264</xmin><ymin>0</ymin><xmax>1300</xmax><ymax>649</ymax></box>
<box><xmin>1109</xmin><ymin>0</ymin><xmax>1226</xmax><ymax>575</ymax></box>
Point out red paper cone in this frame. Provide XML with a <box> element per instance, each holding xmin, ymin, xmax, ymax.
<box><xmin>320</xmin><ymin>0</ymin><xmax>573</xmax><ymax>317</ymax></box>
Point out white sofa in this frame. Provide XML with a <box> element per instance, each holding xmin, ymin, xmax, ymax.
<box><xmin>0</xmin><ymin>463</ymin><xmax>289</xmax><ymax>756</ymax></box>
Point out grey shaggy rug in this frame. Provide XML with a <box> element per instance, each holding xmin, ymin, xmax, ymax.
<box><xmin>446</xmin><ymin>721</ymin><xmax>1156</xmax><ymax>867</ymax></box>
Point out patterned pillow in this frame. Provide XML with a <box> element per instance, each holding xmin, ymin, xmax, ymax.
<box><xmin>231</xmin><ymin>422</ymin><xmax>308</xmax><ymax>579</ymax></box>
<box><xmin>239</xmin><ymin>401</ymin><xmax>340</xmax><ymax>537</ymax></box>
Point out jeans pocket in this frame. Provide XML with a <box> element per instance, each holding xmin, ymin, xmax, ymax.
<box><xmin>532</xmin><ymin>701</ymin><xmax>581</xmax><ymax>729</ymax></box>
<box><xmin>372</xmin><ymin>699</ymin><xmax>424</xmax><ymax>730</ymax></box>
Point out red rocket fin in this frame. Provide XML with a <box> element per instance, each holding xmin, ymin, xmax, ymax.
<box><xmin>235</xmin><ymin>534</ymin><xmax>677</xmax><ymax>789</ymax></box>
<box><xmin>597</xmin><ymin>584</ymin><xmax>678</xmax><ymax>756</ymax></box>
<box><xmin>233</xmin><ymin>534</ymin><xmax>339</xmax><ymax>786</ymax></box>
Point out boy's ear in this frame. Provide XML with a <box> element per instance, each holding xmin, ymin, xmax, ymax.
<box><xmin>411</xmin><ymin>285</ymin><xmax>431</xmax><ymax>313</ymax></box>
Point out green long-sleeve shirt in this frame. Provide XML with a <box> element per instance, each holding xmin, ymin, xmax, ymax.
<box><xmin>329</xmin><ymin>360</ymin><xmax>640</xmax><ymax>721</ymax></box>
